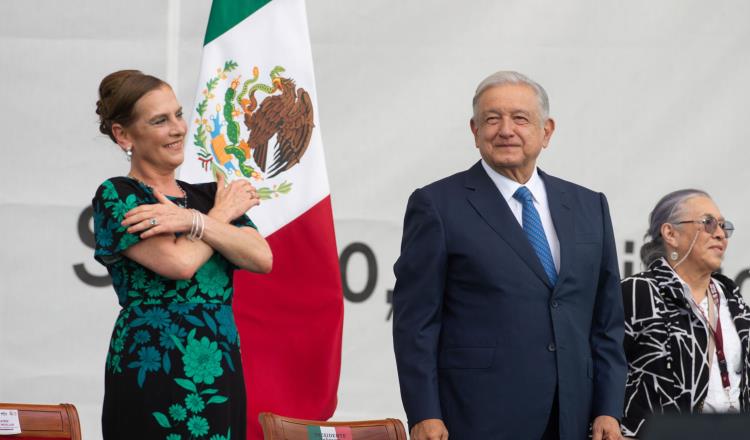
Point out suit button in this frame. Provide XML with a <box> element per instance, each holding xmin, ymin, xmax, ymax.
<box><xmin>547</xmin><ymin>343</ymin><xmax>556</xmax><ymax>352</ymax></box>
<box><xmin>551</xmin><ymin>300</ymin><xmax>559</xmax><ymax>308</ymax></box>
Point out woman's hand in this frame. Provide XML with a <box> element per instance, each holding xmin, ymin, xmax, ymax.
<box><xmin>122</xmin><ymin>189</ymin><xmax>192</xmax><ymax>239</ymax></box>
<box><xmin>210</xmin><ymin>172</ymin><xmax>260</xmax><ymax>223</ymax></box>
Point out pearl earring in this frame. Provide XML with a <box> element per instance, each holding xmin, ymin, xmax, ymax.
<box><xmin>670</xmin><ymin>251</ymin><xmax>679</xmax><ymax>261</ymax></box>
<box><xmin>125</xmin><ymin>148</ymin><xmax>132</xmax><ymax>161</ymax></box>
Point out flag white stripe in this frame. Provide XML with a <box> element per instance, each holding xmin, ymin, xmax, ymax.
<box><xmin>182</xmin><ymin>0</ymin><xmax>329</xmax><ymax>237</ymax></box>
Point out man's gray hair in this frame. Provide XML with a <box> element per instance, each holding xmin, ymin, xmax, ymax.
<box><xmin>471</xmin><ymin>71</ymin><xmax>550</xmax><ymax>122</ymax></box>
<box><xmin>640</xmin><ymin>189</ymin><xmax>711</xmax><ymax>266</ymax></box>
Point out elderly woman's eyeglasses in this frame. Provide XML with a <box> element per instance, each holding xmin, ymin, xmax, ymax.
<box><xmin>674</xmin><ymin>216</ymin><xmax>735</xmax><ymax>238</ymax></box>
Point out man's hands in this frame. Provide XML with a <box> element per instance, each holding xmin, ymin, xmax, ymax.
<box><xmin>410</xmin><ymin>419</ymin><xmax>448</xmax><ymax>440</ymax></box>
<box><xmin>592</xmin><ymin>415</ymin><xmax>622</xmax><ymax>440</ymax></box>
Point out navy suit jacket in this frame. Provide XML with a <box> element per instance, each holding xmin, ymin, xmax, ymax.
<box><xmin>392</xmin><ymin>161</ymin><xmax>626</xmax><ymax>439</ymax></box>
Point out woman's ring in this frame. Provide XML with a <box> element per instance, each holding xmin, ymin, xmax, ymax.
<box><xmin>149</xmin><ymin>218</ymin><xmax>158</xmax><ymax>226</ymax></box>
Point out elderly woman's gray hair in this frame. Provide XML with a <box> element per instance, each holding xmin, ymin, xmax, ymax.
<box><xmin>471</xmin><ymin>71</ymin><xmax>550</xmax><ymax>123</ymax></box>
<box><xmin>640</xmin><ymin>189</ymin><xmax>711</xmax><ymax>266</ymax></box>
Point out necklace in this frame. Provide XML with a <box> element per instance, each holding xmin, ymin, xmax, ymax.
<box><xmin>127</xmin><ymin>174</ymin><xmax>188</xmax><ymax>208</ymax></box>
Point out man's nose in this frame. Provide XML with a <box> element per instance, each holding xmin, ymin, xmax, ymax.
<box><xmin>497</xmin><ymin>118</ymin><xmax>514</xmax><ymax>137</ymax></box>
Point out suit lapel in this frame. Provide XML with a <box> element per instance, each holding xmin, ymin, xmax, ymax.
<box><xmin>539</xmin><ymin>169</ymin><xmax>574</xmax><ymax>290</ymax></box>
<box><xmin>464</xmin><ymin>162</ymin><xmax>553</xmax><ymax>288</ymax></box>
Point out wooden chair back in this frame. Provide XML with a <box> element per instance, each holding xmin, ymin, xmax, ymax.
<box><xmin>0</xmin><ymin>403</ymin><xmax>81</xmax><ymax>439</ymax></box>
<box><xmin>258</xmin><ymin>412</ymin><xmax>406</xmax><ymax>440</ymax></box>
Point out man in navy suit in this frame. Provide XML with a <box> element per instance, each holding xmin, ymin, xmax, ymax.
<box><xmin>392</xmin><ymin>71</ymin><xmax>626</xmax><ymax>440</ymax></box>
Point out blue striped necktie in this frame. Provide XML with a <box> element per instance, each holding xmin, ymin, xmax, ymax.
<box><xmin>513</xmin><ymin>186</ymin><xmax>558</xmax><ymax>285</ymax></box>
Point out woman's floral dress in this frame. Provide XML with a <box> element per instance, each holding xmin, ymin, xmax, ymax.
<box><xmin>93</xmin><ymin>177</ymin><xmax>253</xmax><ymax>440</ymax></box>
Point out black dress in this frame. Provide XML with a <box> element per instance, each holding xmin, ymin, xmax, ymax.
<box><xmin>93</xmin><ymin>177</ymin><xmax>253</xmax><ymax>440</ymax></box>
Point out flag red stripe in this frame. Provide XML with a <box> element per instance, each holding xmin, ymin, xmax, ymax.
<box><xmin>233</xmin><ymin>196</ymin><xmax>343</xmax><ymax>439</ymax></box>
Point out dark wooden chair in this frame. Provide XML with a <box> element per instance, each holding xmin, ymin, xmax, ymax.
<box><xmin>259</xmin><ymin>412</ymin><xmax>407</xmax><ymax>440</ymax></box>
<box><xmin>0</xmin><ymin>403</ymin><xmax>81</xmax><ymax>439</ymax></box>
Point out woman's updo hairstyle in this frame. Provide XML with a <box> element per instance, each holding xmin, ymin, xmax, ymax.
<box><xmin>640</xmin><ymin>188</ymin><xmax>711</xmax><ymax>266</ymax></box>
<box><xmin>96</xmin><ymin>70</ymin><xmax>167</xmax><ymax>143</ymax></box>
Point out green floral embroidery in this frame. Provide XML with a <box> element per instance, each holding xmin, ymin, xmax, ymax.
<box><xmin>185</xmin><ymin>393</ymin><xmax>205</xmax><ymax>413</ymax></box>
<box><xmin>168</xmin><ymin>404</ymin><xmax>187</xmax><ymax>422</ymax></box>
<box><xmin>147</xmin><ymin>279</ymin><xmax>166</xmax><ymax>297</ymax></box>
<box><xmin>128</xmin><ymin>346</ymin><xmax>161</xmax><ymax>387</ymax></box>
<box><xmin>95</xmin><ymin>178</ymin><xmax>246</xmax><ymax>438</ymax></box>
<box><xmin>97</xmin><ymin>227</ymin><xmax>114</xmax><ymax>247</ymax></box>
<box><xmin>187</xmin><ymin>415</ymin><xmax>210</xmax><ymax>437</ymax></box>
<box><xmin>101</xmin><ymin>180</ymin><xmax>119</xmax><ymax>200</ymax></box>
<box><xmin>142</xmin><ymin>307</ymin><xmax>171</xmax><ymax>329</ymax></box>
<box><xmin>160</xmin><ymin>324</ymin><xmax>187</xmax><ymax>350</ymax></box>
<box><xmin>106</xmin><ymin>353</ymin><xmax>121</xmax><ymax>373</ymax></box>
<box><xmin>131</xmin><ymin>267</ymin><xmax>148</xmax><ymax>289</ymax></box>
<box><xmin>183</xmin><ymin>336</ymin><xmax>223</xmax><ymax>385</ymax></box>
<box><xmin>110</xmin><ymin>194</ymin><xmax>138</xmax><ymax>221</ymax></box>
<box><xmin>169</xmin><ymin>302</ymin><xmax>197</xmax><ymax>314</ymax></box>
<box><xmin>215</xmin><ymin>306</ymin><xmax>238</xmax><ymax>345</ymax></box>
<box><xmin>134</xmin><ymin>329</ymin><xmax>150</xmax><ymax>342</ymax></box>
<box><xmin>195</xmin><ymin>257</ymin><xmax>230</xmax><ymax>298</ymax></box>
<box><xmin>112</xmin><ymin>334</ymin><xmax>126</xmax><ymax>353</ymax></box>
<box><xmin>110</xmin><ymin>314</ymin><xmax>130</xmax><ymax>353</ymax></box>
<box><xmin>118</xmin><ymin>233</ymin><xmax>139</xmax><ymax>251</ymax></box>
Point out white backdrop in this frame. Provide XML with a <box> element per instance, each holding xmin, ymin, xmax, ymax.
<box><xmin>2</xmin><ymin>1</ymin><xmax>750</xmax><ymax>438</ymax></box>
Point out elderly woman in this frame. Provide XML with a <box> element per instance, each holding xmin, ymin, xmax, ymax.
<box><xmin>621</xmin><ymin>189</ymin><xmax>750</xmax><ymax>437</ymax></box>
<box><xmin>93</xmin><ymin>70</ymin><xmax>272</xmax><ymax>439</ymax></box>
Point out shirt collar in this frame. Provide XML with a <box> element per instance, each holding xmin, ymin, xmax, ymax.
<box><xmin>480</xmin><ymin>159</ymin><xmax>544</xmax><ymax>203</ymax></box>
<box><xmin>649</xmin><ymin>257</ymin><xmax>724</xmax><ymax>301</ymax></box>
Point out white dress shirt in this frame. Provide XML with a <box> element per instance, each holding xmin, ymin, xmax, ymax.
<box><xmin>699</xmin><ymin>281</ymin><xmax>742</xmax><ymax>412</ymax></box>
<box><xmin>677</xmin><ymin>275</ymin><xmax>742</xmax><ymax>412</ymax></box>
<box><xmin>480</xmin><ymin>160</ymin><xmax>561</xmax><ymax>273</ymax></box>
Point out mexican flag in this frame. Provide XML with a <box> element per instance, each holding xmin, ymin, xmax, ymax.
<box><xmin>181</xmin><ymin>0</ymin><xmax>343</xmax><ymax>438</ymax></box>
<box><xmin>306</xmin><ymin>426</ymin><xmax>352</xmax><ymax>440</ymax></box>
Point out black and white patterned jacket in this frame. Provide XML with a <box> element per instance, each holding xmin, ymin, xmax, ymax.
<box><xmin>620</xmin><ymin>258</ymin><xmax>750</xmax><ymax>436</ymax></box>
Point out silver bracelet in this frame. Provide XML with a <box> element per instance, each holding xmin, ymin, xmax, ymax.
<box><xmin>187</xmin><ymin>209</ymin><xmax>204</xmax><ymax>241</ymax></box>
<box><xmin>195</xmin><ymin>210</ymin><xmax>206</xmax><ymax>240</ymax></box>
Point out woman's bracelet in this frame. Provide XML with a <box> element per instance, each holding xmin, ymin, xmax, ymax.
<box><xmin>187</xmin><ymin>209</ymin><xmax>205</xmax><ymax>241</ymax></box>
<box><xmin>196</xmin><ymin>210</ymin><xmax>205</xmax><ymax>240</ymax></box>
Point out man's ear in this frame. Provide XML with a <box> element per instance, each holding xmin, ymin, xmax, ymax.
<box><xmin>542</xmin><ymin>117</ymin><xmax>555</xmax><ymax>148</ymax></box>
<box><xmin>470</xmin><ymin>118</ymin><xmax>480</xmax><ymax>148</ymax></box>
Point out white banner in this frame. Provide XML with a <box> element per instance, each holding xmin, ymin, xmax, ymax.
<box><xmin>1</xmin><ymin>1</ymin><xmax>750</xmax><ymax>437</ymax></box>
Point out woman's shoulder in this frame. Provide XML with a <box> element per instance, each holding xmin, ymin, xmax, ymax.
<box><xmin>93</xmin><ymin>176</ymin><xmax>147</xmax><ymax>200</ymax></box>
<box><xmin>621</xmin><ymin>271</ymin><xmax>670</xmax><ymax>323</ymax></box>
<box><xmin>622</xmin><ymin>259</ymin><xmax>681</xmax><ymax>294</ymax></box>
<box><xmin>713</xmin><ymin>272</ymin><xmax>738</xmax><ymax>290</ymax></box>
<box><xmin>713</xmin><ymin>272</ymin><xmax>742</xmax><ymax>301</ymax></box>
<box><xmin>622</xmin><ymin>270</ymin><xmax>661</xmax><ymax>292</ymax></box>
<box><xmin>621</xmin><ymin>269</ymin><xmax>666</xmax><ymax>311</ymax></box>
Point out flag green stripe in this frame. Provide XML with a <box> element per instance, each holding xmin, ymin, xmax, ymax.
<box><xmin>306</xmin><ymin>426</ymin><xmax>320</xmax><ymax>439</ymax></box>
<box><xmin>204</xmin><ymin>0</ymin><xmax>272</xmax><ymax>45</ymax></box>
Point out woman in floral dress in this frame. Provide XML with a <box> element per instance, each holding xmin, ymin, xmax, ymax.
<box><xmin>93</xmin><ymin>70</ymin><xmax>272</xmax><ymax>440</ymax></box>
